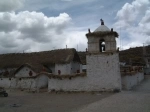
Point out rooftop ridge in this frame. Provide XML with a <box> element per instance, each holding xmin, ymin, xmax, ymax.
<box><xmin>0</xmin><ymin>48</ymin><xmax>76</xmax><ymax>56</ymax></box>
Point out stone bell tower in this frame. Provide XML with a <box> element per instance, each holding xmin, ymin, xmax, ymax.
<box><xmin>86</xmin><ymin>19</ymin><xmax>121</xmax><ymax>91</ymax></box>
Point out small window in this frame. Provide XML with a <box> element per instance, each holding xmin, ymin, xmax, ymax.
<box><xmin>29</xmin><ymin>71</ymin><xmax>33</xmax><ymax>76</ymax></box>
<box><xmin>58</xmin><ymin>70</ymin><xmax>61</xmax><ymax>75</ymax></box>
<box><xmin>77</xmin><ymin>70</ymin><xmax>80</xmax><ymax>73</ymax></box>
<box><xmin>99</xmin><ymin>39</ymin><xmax>105</xmax><ymax>52</ymax></box>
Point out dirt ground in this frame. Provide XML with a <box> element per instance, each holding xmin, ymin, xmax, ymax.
<box><xmin>73</xmin><ymin>75</ymin><xmax>150</xmax><ymax>112</ymax></box>
<box><xmin>0</xmin><ymin>89</ymin><xmax>113</xmax><ymax>112</ymax></box>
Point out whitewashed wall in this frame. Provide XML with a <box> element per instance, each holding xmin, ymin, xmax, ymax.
<box><xmin>36</xmin><ymin>75</ymin><xmax>48</xmax><ymax>89</ymax></box>
<box><xmin>0</xmin><ymin>78</ymin><xmax>15</xmax><ymax>88</ymax></box>
<box><xmin>55</xmin><ymin>63</ymin><xmax>71</xmax><ymax>75</ymax></box>
<box><xmin>71</xmin><ymin>62</ymin><xmax>80</xmax><ymax>73</ymax></box>
<box><xmin>48</xmin><ymin>77</ymin><xmax>88</xmax><ymax>92</ymax></box>
<box><xmin>55</xmin><ymin>62</ymin><xmax>81</xmax><ymax>75</ymax></box>
<box><xmin>0</xmin><ymin>78</ymin><xmax>37</xmax><ymax>90</ymax></box>
<box><xmin>48</xmin><ymin>53</ymin><xmax>121</xmax><ymax>92</ymax></box>
<box><xmin>121</xmin><ymin>72</ymin><xmax>144</xmax><ymax>90</ymax></box>
<box><xmin>88</xmin><ymin>36</ymin><xmax>116</xmax><ymax>53</ymax></box>
<box><xmin>86</xmin><ymin>53</ymin><xmax>121</xmax><ymax>91</ymax></box>
<box><xmin>15</xmin><ymin>78</ymin><xmax>36</xmax><ymax>89</ymax></box>
<box><xmin>15</xmin><ymin>67</ymin><xmax>37</xmax><ymax>77</ymax></box>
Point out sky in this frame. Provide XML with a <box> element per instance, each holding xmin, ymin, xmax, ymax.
<box><xmin>0</xmin><ymin>0</ymin><xmax>150</xmax><ymax>54</ymax></box>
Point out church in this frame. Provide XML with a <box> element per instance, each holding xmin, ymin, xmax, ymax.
<box><xmin>48</xmin><ymin>19</ymin><xmax>121</xmax><ymax>92</ymax></box>
<box><xmin>0</xmin><ymin>19</ymin><xmax>144</xmax><ymax>91</ymax></box>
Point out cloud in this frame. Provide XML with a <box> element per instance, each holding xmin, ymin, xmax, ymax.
<box><xmin>0</xmin><ymin>12</ymin><xmax>17</xmax><ymax>32</ymax></box>
<box><xmin>0</xmin><ymin>10</ymin><xmax>87</xmax><ymax>54</ymax></box>
<box><xmin>114</xmin><ymin>0</ymin><xmax>150</xmax><ymax>50</ymax></box>
<box><xmin>0</xmin><ymin>11</ymin><xmax>73</xmax><ymax>54</ymax></box>
<box><xmin>23</xmin><ymin>0</ymin><xmax>97</xmax><ymax>12</ymax></box>
<box><xmin>114</xmin><ymin>0</ymin><xmax>150</xmax><ymax>29</ymax></box>
<box><xmin>0</xmin><ymin>0</ymin><xmax>24</xmax><ymax>12</ymax></box>
<box><xmin>61</xmin><ymin>0</ymin><xmax>72</xmax><ymax>2</ymax></box>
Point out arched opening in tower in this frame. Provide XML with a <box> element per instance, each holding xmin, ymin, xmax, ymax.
<box><xmin>99</xmin><ymin>39</ymin><xmax>105</xmax><ymax>52</ymax></box>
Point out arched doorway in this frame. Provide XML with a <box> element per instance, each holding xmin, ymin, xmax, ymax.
<box><xmin>99</xmin><ymin>39</ymin><xmax>105</xmax><ymax>52</ymax></box>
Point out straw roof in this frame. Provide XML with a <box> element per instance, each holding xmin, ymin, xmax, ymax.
<box><xmin>77</xmin><ymin>52</ymin><xmax>86</xmax><ymax>65</ymax></box>
<box><xmin>0</xmin><ymin>48</ymin><xmax>81</xmax><ymax>69</ymax></box>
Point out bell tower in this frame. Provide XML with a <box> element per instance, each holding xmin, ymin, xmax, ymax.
<box><xmin>86</xmin><ymin>19</ymin><xmax>118</xmax><ymax>53</ymax></box>
<box><xmin>86</xmin><ymin>19</ymin><xmax>121</xmax><ymax>91</ymax></box>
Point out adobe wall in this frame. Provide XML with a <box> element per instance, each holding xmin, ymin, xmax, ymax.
<box><xmin>48</xmin><ymin>76</ymin><xmax>88</xmax><ymax>92</ymax></box>
<box><xmin>15</xmin><ymin>78</ymin><xmax>36</xmax><ymax>89</ymax></box>
<box><xmin>48</xmin><ymin>53</ymin><xmax>121</xmax><ymax>92</ymax></box>
<box><xmin>0</xmin><ymin>76</ymin><xmax>48</xmax><ymax>90</ymax></box>
<box><xmin>36</xmin><ymin>75</ymin><xmax>48</xmax><ymax>89</ymax></box>
<box><xmin>0</xmin><ymin>78</ymin><xmax>16</xmax><ymax>88</ymax></box>
<box><xmin>86</xmin><ymin>52</ymin><xmax>121</xmax><ymax>91</ymax></box>
<box><xmin>70</xmin><ymin>62</ymin><xmax>80</xmax><ymax>73</ymax></box>
<box><xmin>55</xmin><ymin>62</ymin><xmax>81</xmax><ymax>75</ymax></box>
<box><xmin>15</xmin><ymin>66</ymin><xmax>37</xmax><ymax>77</ymax></box>
<box><xmin>55</xmin><ymin>63</ymin><xmax>71</xmax><ymax>75</ymax></box>
<box><xmin>121</xmin><ymin>72</ymin><xmax>144</xmax><ymax>90</ymax></box>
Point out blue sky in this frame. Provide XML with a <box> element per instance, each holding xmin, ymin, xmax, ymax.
<box><xmin>0</xmin><ymin>0</ymin><xmax>150</xmax><ymax>54</ymax></box>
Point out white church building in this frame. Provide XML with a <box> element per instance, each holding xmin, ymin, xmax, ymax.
<box><xmin>48</xmin><ymin>19</ymin><xmax>121</xmax><ymax>92</ymax></box>
<box><xmin>0</xmin><ymin>19</ymin><xmax>144</xmax><ymax>91</ymax></box>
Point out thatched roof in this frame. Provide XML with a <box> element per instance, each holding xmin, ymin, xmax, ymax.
<box><xmin>77</xmin><ymin>52</ymin><xmax>87</xmax><ymax>65</ymax></box>
<box><xmin>0</xmin><ymin>48</ymin><xmax>81</xmax><ymax>69</ymax></box>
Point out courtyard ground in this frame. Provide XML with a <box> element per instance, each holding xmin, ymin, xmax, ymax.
<box><xmin>1</xmin><ymin>75</ymin><xmax>150</xmax><ymax>112</ymax></box>
<box><xmin>74</xmin><ymin>75</ymin><xmax>150</xmax><ymax>112</ymax></box>
<box><xmin>0</xmin><ymin>89</ymin><xmax>112</xmax><ymax>112</ymax></box>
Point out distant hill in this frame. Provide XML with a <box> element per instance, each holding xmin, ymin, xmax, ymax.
<box><xmin>119</xmin><ymin>45</ymin><xmax>150</xmax><ymax>65</ymax></box>
<box><xmin>78</xmin><ymin>45</ymin><xmax>150</xmax><ymax>65</ymax></box>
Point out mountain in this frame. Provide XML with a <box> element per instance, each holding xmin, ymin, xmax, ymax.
<box><xmin>77</xmin><ymin>45</ymin><xmax>150</xmax><ymax>66</ymax></box>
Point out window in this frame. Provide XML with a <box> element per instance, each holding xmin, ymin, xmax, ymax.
<box><xmin>29</xmin><ymin>71</ymin><xmax>33</xmax><ymax>76</ymax></box>
<box><xmin>58</xmin><ymin>70</ymin><xmax>61</xmax><ymax>75</ymax></box>
<box><xmin>99</xmin><ymin>39</ymin><xmax>105</xmax><ymax>52</ymax></box>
